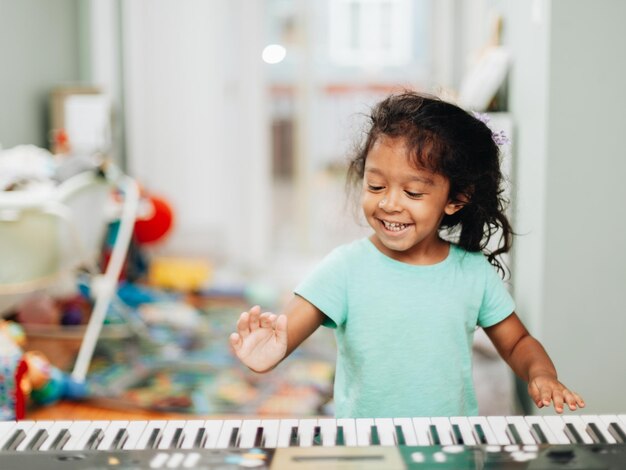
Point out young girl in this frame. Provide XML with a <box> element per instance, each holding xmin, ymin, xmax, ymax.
<box><xmin>229</xmin><ymin>92</ymin><xmax>585</xmax><ymax>418</ymax></box>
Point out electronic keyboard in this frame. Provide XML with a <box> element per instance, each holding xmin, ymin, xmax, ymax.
<box><xmin>1</xmin><ymin>415</ymin><xmax>625</xmax><ymax>469</ymax></box>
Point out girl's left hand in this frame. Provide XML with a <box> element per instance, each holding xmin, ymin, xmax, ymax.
<box><xmin>528</xmin><ymin>375</ymin><xmax>585</xmax><ymax>413</ymax></box>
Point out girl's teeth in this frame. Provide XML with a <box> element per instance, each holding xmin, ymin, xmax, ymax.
<box><xmin>383</xmin><ymin>221</ymin><xmax>407</xmax><ymax>231</ymax></box>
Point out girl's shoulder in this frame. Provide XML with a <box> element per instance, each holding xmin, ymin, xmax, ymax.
<box><xmin>450</xmin><ymin>244</ymin><xmax>493</xmax><ymax>270</ymax></box>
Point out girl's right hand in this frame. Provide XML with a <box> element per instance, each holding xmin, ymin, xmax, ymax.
<box><xmin>229</xmin><ymin>305</ymin><xmax>288</xmax><ymax>373</ymax></box>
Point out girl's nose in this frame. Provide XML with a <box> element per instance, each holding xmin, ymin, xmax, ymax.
<box><xmin>378</xmin><ymin>195</ymin><xmax>400</xmax><ymax>211</ymax></box>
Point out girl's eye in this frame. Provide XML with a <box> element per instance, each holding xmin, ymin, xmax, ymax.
<box><xmin>405</xmin><ymin>191</ymin><xmax>424</xmax><ymax>199</ymax></box>
<box><xmin>367</xmin><ymin>185</ymin><xmax>384</xmax><ymax>192</ymax></box>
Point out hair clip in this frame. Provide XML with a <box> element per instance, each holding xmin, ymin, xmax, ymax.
<box><xmin>472</xmin><ymin>112</ymin><xmax>510</xmax><ymax>146</ymax></box>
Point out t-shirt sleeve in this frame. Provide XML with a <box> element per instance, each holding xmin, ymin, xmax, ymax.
<box><xmin>477</xmin><ymin>258</ymin><xmax>516</xmax><ymax>328</ymax></box>
<box><xmin>294</xmin><ymin>246</ymin><xmax>348</xmax><ymax>329</ymax></box>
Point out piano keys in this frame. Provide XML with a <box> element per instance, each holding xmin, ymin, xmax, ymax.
<box><xmin>1</xmin><ymin>414</ymin><xmax>625</xmax><ymax>452</ymax></box>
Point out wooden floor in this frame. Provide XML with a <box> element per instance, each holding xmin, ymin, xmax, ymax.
<box><xmin>26</xmin><ymin>400</ymin><xmax>196</xmax><ymax>421</ymax></box>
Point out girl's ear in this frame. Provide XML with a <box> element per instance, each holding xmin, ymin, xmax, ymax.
<box><xmin>444</xmin><ymin>193</ymin><xmax>470</xmax><ymax>215</ymax></box>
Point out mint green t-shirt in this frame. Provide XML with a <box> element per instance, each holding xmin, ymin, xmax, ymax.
<box><xmin>294</xmin><ymin>238</ymin><xmax>515</xmax><ymax>418</ymax></box>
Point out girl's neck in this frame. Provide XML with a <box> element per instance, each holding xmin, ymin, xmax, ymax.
<box><xmin>369</xmin><ymin>234</ymin><xmax>450</xmax><ymax>265</ymax></box>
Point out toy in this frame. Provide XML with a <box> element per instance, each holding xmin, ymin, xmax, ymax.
<box><xmin>0</xmin><ymin>321</ymin><xmax>29</xmax><ymax>419</ymax></box>
<box><xmin>134</xmin><ymin>192</ymin><xmax>174</xmax><ymax>245</ymax></box>
<box><xmin>22</xmin><ymin>351</ymin><xmax>88</xmax><ymax>405</ymax></box>
<box><xmin>0</xmin><ymin>320</ymin><xmax>88</xmax><ymax>416</ymax></box>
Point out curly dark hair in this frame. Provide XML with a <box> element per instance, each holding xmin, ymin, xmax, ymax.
<box><xmin>347</xmin><ymin>91</ymin><xmax>513</xmax><ymax>276</ymax></box>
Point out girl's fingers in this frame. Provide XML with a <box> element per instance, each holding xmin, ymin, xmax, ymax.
<box><xmin>236</xmin><ymin>311</ymin><xmax>250</xmax><ymax>338</ymax></box>
<box><xmin>552</xmin><ymin>391</ymin><xmax>565</xmax><ymax>413</ymax></box>
<box><xmin>565</xmin><ymin>390</ymin><xmax>585</xmax><ymax>410</ymax></box>
<box><xmin>259</xmin><ymin>312</ymin><xmax>273</xmax><ymax>328</ymax></box>
<box><xmin>249</xmin><ymin>305</ymin><xmax>261</xmax><ymax>331</ymax></box>
<box><xmin>229</xmin><ymin>332</ymin><xmax>242</xmax><ymax>351</ymax></box>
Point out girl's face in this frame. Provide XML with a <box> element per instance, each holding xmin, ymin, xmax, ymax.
<box><xmin>362</xmin><ymin>136</ymin><xmax>463</xmax><ymax>264</ymax></box>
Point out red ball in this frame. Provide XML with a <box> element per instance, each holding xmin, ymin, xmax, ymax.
<box><xmin>134</xmin><ymin>195</ymin><xmax>174</xmax><ymax>244</ymax></box>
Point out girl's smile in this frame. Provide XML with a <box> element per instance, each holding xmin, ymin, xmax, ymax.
<box><xmin>362</xmin><ymin>135</ymin><xmax>463</xmax><ymax>264</ymax></box>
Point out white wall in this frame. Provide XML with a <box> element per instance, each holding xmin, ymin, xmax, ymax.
<box><xmin>505</xmin><ymin>0</ymin><xmax>626</xmax><ymax>413</ymax></box>
<box><xmin>122</xmin><ymin>0</ymin><xmax>271</xmax><ymax>270</ymax></box>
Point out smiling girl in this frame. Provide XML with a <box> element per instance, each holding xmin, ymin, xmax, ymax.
<box><xmin>229</xmin><ymin>92</ymin><xmax>584</xmax><ymax>418</ymax></box>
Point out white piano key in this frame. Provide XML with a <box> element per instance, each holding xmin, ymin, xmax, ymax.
<box><xmin>297</xmin><ymin>419</ymin><xmax>318</xmax><ymax>447</ymax></box>
<box><xmin>411</xmin><ymin>417</ymin><xmax>432</xmax><ymax>445</ymax></box>
<box><xmin>598</xmin><ymin>415</ymin><xmax>626</xmax><ymax>444</ymax></box>
<box><xmin>562</xmin><ymin>415</ymin><xmax>594</xmax><ymax>444</ymax></box>
<box><xmin>122</xmin><ymin>421</ymin><xmax>149</xmax><ymax>450</ymax></box>
<box><xmin>259</xmin><ymin>419</ymin><xmax>280</xmax><ymax>448</ymax></box>
<box><xmin>620</xmin><ymin>414</ymin><xmax>626</xmax><ymax>429</ymax></box>
<box><xmin>97</xmin><ymin>421</ymin><xmax>129</xmax><ymax>450</ymax></box>
<box><xmin>39</xmin><ymin>421</ymin><xmax>73</xmax><ymax>450</ymax></box>
<box><xmin>335</xmin><ymin>418</ymin><xmax>357</xmax><ymax>447</ymax></box>
<box><xmin>62</xmin><ymin>421</ymin><xmax>92</xmax><ymax>450</ymax></box>
<box><xmin>317</xmin><ymin>418</ymin><xmax>337</xmax><ymax>447</ymax></box>
<box><xmin>374</xmin><ymin>418</ymin><xmax>396</xmax><ymax>446</ymax></box>
<box><xmin>16</xmin><ymin>420</ymin><xmax>53</xmax><ymax>451</ymax></box>
<box><xmin>0</xmin><ymin>420</ymin><xmax>35</xmax><ymax>450</ymax></box>
<box><xmin>393</xmin><ymin>418</ymin><xmax>418</xmax><ymax>446</ymax></box>
<box><xmin>74</xmin><ymin>420</ymin><xmax>110</xmax><ymax>450</ymax></box>
<box><xmin>581</xmin><ymin>415</ymin><xmax>616</xmax><ymax>444</ymax></box>
<box><xmin>0</xmin><ymin>421</ymin><xmax>30</xmax><ymax>450</ymax></box>
<box><xmin>237</xmin><ymin>419</ymin><xmax>262</xmax><ymax>448</ymax></box>
<box><xmin>0</xmin><ymin>421</ymin><xmax>18</xmax><ymax>446</ymax></box>
<box><xmin>216</xmin><ymin>419</ymin><xmax>242</xmax><ymax>449</ymax></box>
<box><xmin>430</xmin><ymin>417</ymin><xmax>455</xmax><ymax>445</ymax></box>
<box><xmin>355</xmin><ymin>418</ymin><xmax>375</xmax><ymax>446</ymax></box>
<box><xmin>178</xmin><ymin>420</ymin><xmax>205</xmax><ymax>449</ymax></box>
<box><xmin>136</xmin><ymin>420</ymin><xmax>167</xmax><ymax>450</ymax></box>
<box><xmin>449</xmin><ymin>417</ymin><xmax>477</xmax><ymax>446</ymax></box>
<box><xmin>542</xmin><ymin>416</ymin><xmax>571</xmax><ymax>444</ymax></box>
<box><xmin>467</xmin><ymin>416</ymin><xmax>498</xmax><ymax>445</ymax></box>
<box><xmin>276</xmin><ymin>419</ymin><xmax>299</xmax><ymax>448</ymax></box>
<box><xmin>486</xmin><ymin>416</ymin><xmax>511</xmax><ymax>445</ymax></box>
<box><xmin>505</xmin><ymin>416</ymin><xmax>536</xmax><ymax>445</ymax></box>
<box><xmin>524</xmin><ymin>416</ymin><xmax>559</xmax><ymax>445</ymax></box>
<box><xmin>157</xmin><ymin>420</ymin><xmax>187</xmax><ymax>450</ymax></box>
<box><xmin>201</xmin><ymin>419</ymin><xmax>224</xmax><ymax>449</ymax></box>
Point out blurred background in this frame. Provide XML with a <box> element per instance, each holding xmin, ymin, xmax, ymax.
<box><xmin>0</xmin><ymin>0</ymin><xmax>624</xmax><ymax>419</ymax></box>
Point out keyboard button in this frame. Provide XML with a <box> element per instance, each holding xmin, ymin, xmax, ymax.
<box><xmin>449</xmin><ymin>417</ymin><xmax>477</xmax><ymax>446</ymax></box>
<box><xmin>468</xmin><ymin>417</ymin><xmax>497</xmax><ymax>445</ymax></box>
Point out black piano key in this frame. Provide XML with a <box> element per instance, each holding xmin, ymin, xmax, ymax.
<box><xmin>228</xmin><ymin>427</ymin><xmax>240</xmax><ymax>448</ymax></box>
<box><xmin>169</xmin><ymin>428</ymin><xmax>184</xmax><ymax>449</ymax></box>
<box><xmin>86</xmin><ymin>428</ymin><xmax>104</xmax><ymax>450</ymax></box>
<box><xmin>394</xmin><ymin>425</ymin><xmax>406</xmax><ymax>446</ymax></box>
<box><xmin>586</xmin><ymin>422</ymin><xmax>608</xmax><ymax>444</ymax></box>
<box><xmin>147</xmin><ymin>428</ymin><xmax>163</xmax><ymax>449</ymax></box>
<box><xmin>26</xmin><ymin>429</ymin><xmax>48</xmax><ymax>451</ymax></box>
<box><xmin>452</xmin><ymin>424</ymin><xmax>464</xmax><ymax>445</ymax></box>
<box><xmin>2</xmin><ymin>429</ymin><xmax>27</xmax><ymax>451</ymax></box>
<box><xmin>608</xmin><ymin>422</ymin><xmax>626</xmax><ymax>443</ymax></box>
<box><xmin>193</xmin><ymin>428</ymin><xmax>207</xmax><ymax>448</ymax></box>
<box><xmin>530</xmin><ymin>423</ymin><xmax>548</xmax><ymax>444</ymax></box>
<box><xmin>370</xmin><ymin>425</ymin><xmax>380</xmax><ymax>446</ymax></box>
<box><xmin>110</xmin><ymin>429</ymin><xmax>129</xmax><ymax>450</ymax></box>
<box><xmin>50</xmin><ymin>429</ymin><xmax>70</xmax><ymax>450</ymax></box>
<box><xmin>312</xmin><ymin>426</ymin><xmax>322</xmax><ymax>446</ymax></box>
<box><xmin>506</xmin><ymin>423</ymin><xmax>523</xmax><ymax>445</ymax></box>
<box><xmin>289</xmin><ymin>426</ymin><xmax>299</xmax><ymax>447</ymax></box>
<box><xmin>335</xmin><ymin>426</ymin><xmax>345</xmax><ymax>446</ymax></box>
<box><xmin>253</xmin><ymin>427</ymin><xmax>265</xmax><ymax>448</ymax></box>
<box><xmin>473</xmin><ymin>424</ymin><xmax>487</xmax><ymax>444</ymax></box>
<box><xmin>428</xmin><ymin>425</ymin><xmax>441</xmax><ymax>445</ymax></box>
<box><xmin>564</xmin><ymin>423</ymin><xmax>584</xmax><ymax>444</ymax></box>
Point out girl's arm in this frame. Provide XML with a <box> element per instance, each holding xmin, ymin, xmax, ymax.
<box><xmin>229</xmin><ymin>295</ymin><xmax>326</xmax><ymax>373</ymax></box>
<box><xmin>484</xmin><ymin>312</ymin><xmax>585</xmax><ymax>413</ymax></box>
